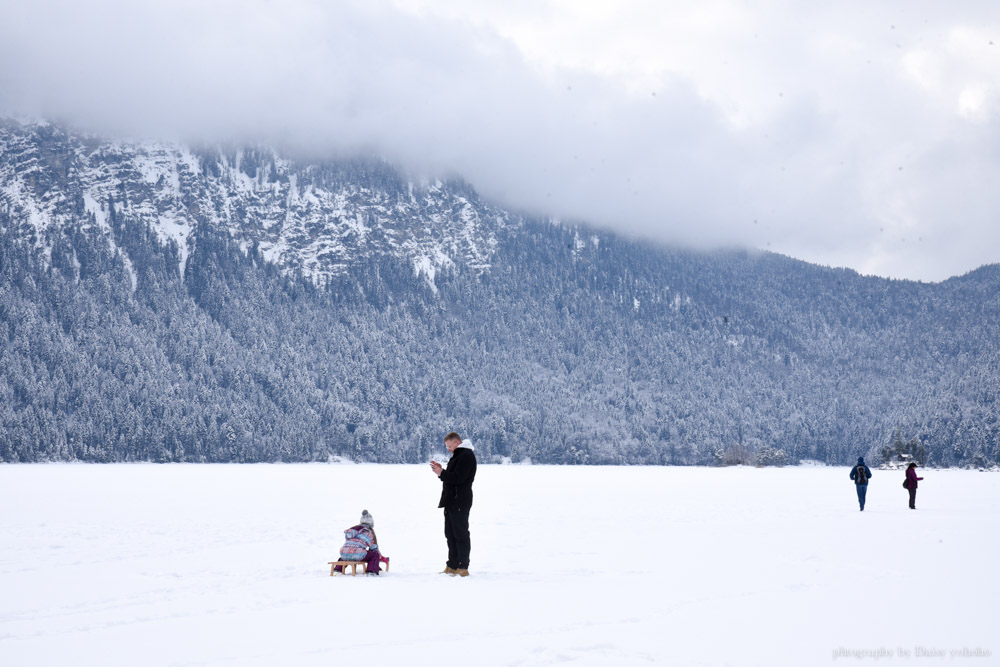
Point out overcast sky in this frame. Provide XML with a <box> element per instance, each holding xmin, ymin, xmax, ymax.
<box><xmin>2</xmin><ymin>0</ymin><xmax>999</xmax><ymax>281</ymax></box>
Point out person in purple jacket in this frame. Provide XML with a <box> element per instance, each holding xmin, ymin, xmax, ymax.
<box><xmin>904</xmin><ymin>462</ymin><xmax>924</xmax><ymax>509</ymax></box>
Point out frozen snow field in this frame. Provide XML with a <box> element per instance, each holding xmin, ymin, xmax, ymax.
<box><xmin>1</xmin><ymin>464</ymin><xmax>996</xmax><ymax>667</ymax></box>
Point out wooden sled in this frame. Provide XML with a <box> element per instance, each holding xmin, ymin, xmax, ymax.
<box><xmin>328</xmin><ymin>559</ymin><xmax>389</xmax><ymax>576</ymax></box>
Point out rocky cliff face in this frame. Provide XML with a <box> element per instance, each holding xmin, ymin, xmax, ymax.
<box><xmin>0</xmin><ymin>119</ymin><xmax>514</xmax><ymax>288</ymax></box>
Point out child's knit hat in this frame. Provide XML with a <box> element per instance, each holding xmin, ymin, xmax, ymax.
<box><xmin>360</xmin><ymin>509</ymin><xmax>374</xmax><ymax>528</ymax></box>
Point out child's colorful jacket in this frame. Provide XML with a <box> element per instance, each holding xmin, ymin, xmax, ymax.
<box><xmin>339</xmin><ymin>525</ymin><xmax>376</xmax><ymax>561</ymax></box>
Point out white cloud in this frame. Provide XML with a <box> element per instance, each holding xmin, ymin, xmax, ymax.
<box><xmin>1</xmin><ymin>0</ymin><xmax>999</xmax><ymax>281</ymax></box>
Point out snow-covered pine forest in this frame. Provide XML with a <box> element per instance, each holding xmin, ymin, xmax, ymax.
<box><xmin>2</xmin><ymin>119</ymin><xmax>999</xmax><ymax>466</ymax></box>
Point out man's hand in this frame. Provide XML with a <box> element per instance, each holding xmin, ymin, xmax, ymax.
<box><xmin>430</xmin><ymin>460</ymin><xmax>443</xmax><ymax>475</ymax></box>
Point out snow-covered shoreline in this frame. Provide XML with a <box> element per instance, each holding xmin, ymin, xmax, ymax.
<box><xmin>3</xmin><ymin>460</ymin><xmax>997</xmax><ymax>471</ymax></box>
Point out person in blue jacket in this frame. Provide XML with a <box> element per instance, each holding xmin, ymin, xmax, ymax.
<box><xmin>849</xmin><ymin>457</ymin><xmax>873</xmax><ymax>511</ymax></box>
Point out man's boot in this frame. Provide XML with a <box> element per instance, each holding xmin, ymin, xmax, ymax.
<box><xmin>441</xmin><ymin>566</ymin><xmax>457</xmax><ymax>576</ymax></box>
<box><xmin>457</xmin><ymin>568</ymin><xmax>469</xmax><ymax>577</ymax></box>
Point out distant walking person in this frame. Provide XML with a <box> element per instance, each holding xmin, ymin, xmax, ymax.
<box><xmin>430</xmin><ymin>431</ymin><xmax>477</xmax><ymax>577</ymax></box>
<box><xmin>904</xmin><ymin>462</ymin><xmax>924</xmax><ymax>509</ymax></box>
<box><xmin>849</xmin><ymin>457</ymin><xmax>873</xmax><ymax>511</ymax></box>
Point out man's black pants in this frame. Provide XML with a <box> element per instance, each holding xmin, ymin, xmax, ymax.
<box><xmin>444</xmin><ymin>505</ymin><xmax>471</xmax><ymax>569</ymax></box>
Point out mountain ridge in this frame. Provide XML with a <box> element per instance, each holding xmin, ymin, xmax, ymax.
<box><xmin>0</xmin><ymin>119</ymin><xmax>515</xmax><ymax>288</ymax></box>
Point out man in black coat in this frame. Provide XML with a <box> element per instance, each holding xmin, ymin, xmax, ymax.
<box><xmin>430</xmin><ymin>431</ymin><xmax>477</xmax><ymax>577</ymax></box>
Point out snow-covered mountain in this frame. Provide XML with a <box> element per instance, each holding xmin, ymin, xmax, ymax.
<box><xmin>0</xmin><ymin>119</ymin><xmax>512</xmax><ymax>289</ymax></box>
<box><xmin>2</xmin><ymin>118</ymin><xmax>999</xmax><ymax>467</ymax></box>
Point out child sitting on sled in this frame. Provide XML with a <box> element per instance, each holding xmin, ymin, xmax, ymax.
<box><xmin>333</xmin><ymin>509</ymin><xmax>389</xmax><ymax>575</ymax></box>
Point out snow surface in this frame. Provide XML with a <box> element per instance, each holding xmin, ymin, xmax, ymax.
<box><xmin>0</xmin><ymin>465</ymin><xmax>996</xmax><ymax>666</ymax></box>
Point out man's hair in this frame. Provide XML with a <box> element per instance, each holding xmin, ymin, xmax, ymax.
<box><xmin>444</xmin><ymin>431</ymin><xmax>462</xmax><ymax>442</ymax></box>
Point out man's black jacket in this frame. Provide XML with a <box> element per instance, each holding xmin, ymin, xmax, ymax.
<box><xmin>438</xmin><ymin>446</ymin><xmax>477</xmax><ymax>509</ymax></box>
